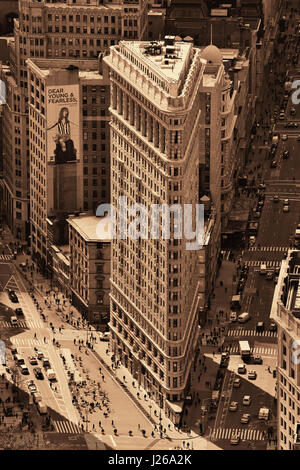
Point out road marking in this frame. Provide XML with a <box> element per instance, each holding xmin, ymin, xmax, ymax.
<box><xmin>248</xmin><ymin>246</ymin><xmax>289</xmax><ymax>252</ymax></box>
<box><xmin>110</xmin><ymin>435</ymin><xmax>117</xmax><ymax>447</ymax></box>
<box><xmin>53</xmin><ymin>420</ymin><xmax>81</xmax><ymax>434</ymax></box>
<box><xmin>211</xmin><ymin>427</ymin><xmax>265</xmax><ymax>441</ymax></box>
<box><xmin>227</xmin><ymin>329</ymin><xmax>277</xmax><ymax>338</ymax></box>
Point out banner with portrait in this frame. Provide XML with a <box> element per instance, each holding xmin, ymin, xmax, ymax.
<box><xmin>46</xmin><ymin>85</ymin><xmax>80</xmax><ymax>164</ymax></box>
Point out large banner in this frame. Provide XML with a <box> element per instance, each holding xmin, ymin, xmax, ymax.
<box><xmin>46</xmin><ymin>85</ymin><xmax>79</xmax><ymax>164</ymax></box>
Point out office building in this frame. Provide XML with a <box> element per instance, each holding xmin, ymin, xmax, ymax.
<box><xmin>270</xmin><ymin>250</ymin><xmax>300</xmax><ymax>450</ymax></box>
<box><xmin>104</xmin><ymin>38</ymin><xmax>226</xmax><ymax>422</ymax></box>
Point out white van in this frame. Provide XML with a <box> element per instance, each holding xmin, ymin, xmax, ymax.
<box><xmin>238</xmin><ymin>312</ymin><xmax>250</xmax><ymax>323</ymax></box>
<box><xmin>10</xmin><ymin>316</ymin><xmax>18</xmax><ymax>325</ymax></box>
<box><xmin>258</xmin><ymin>407</ymin><xmax>269</xmax><ymax>420</ymax></box>
<box><xmin>46</xmin><ymin>369</ymin><xmax>56</xmax><ymax>381</ymax></box>
<box><xmin>260</xmin><ymin>263</ymin><xmax>267</xmax><ymax>275</ymax></box>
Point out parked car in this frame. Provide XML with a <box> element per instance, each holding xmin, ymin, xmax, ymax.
<box><xmin>229</xmin><ymin>401</ymin><xmax>238</xmax><ymax>411</ymax></box>
<box><xmin>243</xmin><ymin>395</ymin><xmax>251</xmax><ymax>406</ymax></box>
<box><xmin>248</xmin><ymin>371</ymin><xmax>257</xmax><ymax>380</ymax></box>
<box><xmin>240</xmin><ymin>413</ymin><xmax>250</xmax><ymax>424</ymax></box>
<box><xmin>26</xmin><ymin>380</ymin><xmax>37</xmax><ymax>394</ymax></box>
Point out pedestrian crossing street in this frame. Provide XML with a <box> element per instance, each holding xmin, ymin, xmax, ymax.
<box><xmin>227</xmin><ymin>345</ymin><xmax>277</xmax><ymax>356</ymax></box>
<box><xmin>248</xmin><ymin>246</ymin><xmax>288</xmax><ymax>252</ymax></box>
<box><xmin>0</xmin><ymin>320</ymin><xmax>44</xmax><ymax>329</ymax></box>
<box><xmin>52</xmin><ymin>420</ymin><xmax>82</xmax><ymax>434</ymax></box>
<box><xmin>244</xmin><ymin>260</ymin><xmax>281</xmax><ymax>268</ymax></box>
<box><xmin>0</xmin><ymin>254</ymin><xmax>13</xmax><ymax>261</ymax></box>
<box><xmin>227</xmin><ymin>329</ymin><xmax>277</xmax><ymax>338</ymax></box>
<box><xmin>210</xmin><ymin>427</ymin><xmax>265</xmax><ymax>441</ymax></box>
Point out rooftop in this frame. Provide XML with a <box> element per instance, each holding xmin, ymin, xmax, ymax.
<box><xmin>118</xmin><ymin>39</ymin><xmax>193</xmax><ymax>88</ymax></box>
<box><xmin>68</xmin><ymin>215</ymin><xmax>111</xmax><ymax>242</ymax></box>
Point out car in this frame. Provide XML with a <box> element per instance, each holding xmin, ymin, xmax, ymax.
<box><xmin>283</xmin><ymin>205</ymin><xmax>289</xmax><ymax>212</ymax></box>
<box><xmin>229</xmin><ymin>401</ymin><xmax>238</xmax><ymax>411</ymax></box>
<box><xmin>290</xmin><ymin>107</ymin><xmax>296</xmax><ymax>115</ymax></box>
<box><xmin>36</xmin><ymin>351</ymin><xmax>44</xmax><ymax>360</ymax></box>
<box><xmin>32</xmin><ymin>392</ymin><xmax>43</xmax><ymax>404</ymax></box>
<box><xmin>15</xmin><ymin>308</ymin><xmax>24</xmax><ymax>316</ymax></box>
<box><xmin>253</xmin><ymin>356</ymin><xmax>263</xmax><ymax>364</ymax></box>
<box><xmin>253</xmin><ymin>211</ymin><xmax>261</xmax><ymax>218</ymax></box>
<box><xmin>240</xmin><ymin>413</ymin><xmax>251</xmax><ymax>424</ymax></box>
<box><xmin>26</xmin><ymin>380</ymin><xmax>37</xmax><ymax>394</ymax></box>
<box><xmin>275</xmin><ymin>267</ymin><xmax>280</xmax><ymax>275</ymax></box>
<box><xmin>20</xmin><ymin>365</ymin><xmax>29</xmax><ymax>375</ymax></box>
<box><xmin>8</xmin><ymin>290</ymin><xmax>18</xmax><ymax>303</ymax></box>
<box><xmin>243</xmin><ymin>395</ymin><xmax>251</xmax><ymax>406</ymax></box>
<box><xmin>270</xmin><ymin>160</ymin><xmax>277</xmax><ymax>168</ymax></box>
<box><xmin>281</xmin><ymin>134</ymin><xmax>288</xmax><ymax>141</ymax></box>
<box><xmin>293</xmin><ymin>122</ymin><xmax>299</xmax><ymax>128</ymax></box>
<box><xmin>274</xmin><ymin>276</ymin><xmax>279</xmax><ymax>284</ymax></box>
<box><xmin>100</xmin><ymin>332</ymin><xmax>110</xmax><ymax>342</ymax></box>
<box><xmin>273</xmin><ymin>195</ymin><xmax>279</xmax><ymax>202</ymax></box>
<box><xmin>237</xmin><ymin>364</ymin><xmax>246</xmax><ymax>374</ymax></box>
<box><xmin>248</xmin><ymin>370</ymin><xmax>257</xmax><ymax>380</ymax></box>
<box><xmin>230</xmin><ymin>312</ymin><xmax>237</xmax><ymax>322</ymax></box>
<box><xmin>249</xmin><ymin>236</ymin><xmax>256</xmax><ymax>246</ymax></box>
<box><xmin>266</xmin><ymin>271</ymin><xmax>274</xmax><ymax>280</ymax></box>
<box><xmin>282</xmin><ymin>150</ymin><xmax>289</xmax><ymax>159</ymax></box>
<box><xmin>33</xmin><ymin>367</ymin><xmax>44</xmax><ymax>380</ymax></box>
<box><xmin>230</xmin><ymin>434</ymin><xmax>240</xmax><ymax>445</ymax></box>
<box><xmin>269</xmin><ymin>322</ymin><xmax>277</xmax><ymax>332</ymax></box>
<box><xmin>284</xmin><ymin>199</ymin><xmax>289</xmax><ymax>205</ymax></box>
<box><xmin>279</xmin><ymin>112</ymin><xmax>285</xmax><ymax>120</ymax></box>
<box><xmin>256</xmin><ymin>321</ymin><xmax>265</xmax><ymax>332</ymax></box>
<box><xmin>29</xmin><ymin>356</ymin><xmax>38</xmax><ymax>365</ymax></box>
<box><xmin>10</xmin><ymin>316</ymin><xmax>18</xmax><ymax>325</ymax></box>
<box><xmin>233</xmin><ymin>378</ymin><xmax>241</xmax><ymax>388</ymax></box>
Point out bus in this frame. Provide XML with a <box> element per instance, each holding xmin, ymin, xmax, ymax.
<box><xmin>239</xmin><ymin>341</ymin><xmax>251</xmax><ymax>360</ymax></box>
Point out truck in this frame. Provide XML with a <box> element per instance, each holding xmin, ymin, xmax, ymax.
<box><xmin>239</xmin><ymin>341</ymin><xmax>251</xmax><ymax>360</ymax></box>
<box><xmin>46</xmin><ymin>369</ymin><xmax>56</xmax><ymax>381</ymax></box>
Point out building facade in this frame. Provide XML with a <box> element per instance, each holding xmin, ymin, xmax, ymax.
<box><xmin>0</xmin><ymin>0</ymin><xmax>148</xmax><ymax>240</ymax></box>
<box><xmin>104</xmin><ymin>38</ymin><xmax>223</xmax><ymax>422</ymax></box>
<box><xmin>270</xmin><ymin>250</ymin><xmax>300</xmax><ymax>450</ymax></box>
<box><xmin>68</xmin><ymin>214</ymin><xmax>111</xmax><ymax>325</ymax></box>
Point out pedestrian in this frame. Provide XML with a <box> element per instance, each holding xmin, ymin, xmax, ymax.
<box><xmin>34</xmin><ymin>333</ymin><xmax>37</xmax><ymax>339</ymax></box>
<box><xmin>44</xmin><ymin>337</ymin><xmax>46</xmax><ymax>343</ymax></box>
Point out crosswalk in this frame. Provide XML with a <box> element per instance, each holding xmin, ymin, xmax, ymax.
<box><xmin>210</xmin><ymin>427</ymin><xmax>265</xmax><ymax>441</ymax></box>
<box><xmin>0</xmin><ymin>254</ymin><xmax>13</xmax><ymax>261</ymax></box>
<box><xmin>227</xmin><ymin>329</ymin><xmax>277</xmax><ymax>338</ymax></box>
<box><xmin>0</xmin><ymin>320</ymin><xmax>44</xmax><ymax>329</ymax></box>
<box><xmin>227</xmin><ymin>345</ymin><xmax>277</xmax><ymax>356</ymax></box>
<box><xmin>10</xmin><ymin>337</ymin><xmax>46</xmax><ymax>347</ymax></box>
<box><xmin>248</xmin><ymin>246</ymin><xmax>288</xmax><ymax>252</ymax></box>
<box><xmin>53</xmin><ymin>420</ymin><xmax>82</xmax><ymax>434</ymax></box>
<box><xmin>244</xmin><ymin>260</ymin><xmax>282</xmax><ymax>268</ymax></box>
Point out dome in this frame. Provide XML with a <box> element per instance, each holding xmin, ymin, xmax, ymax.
<box><xmin>201</xmin><ymin>44</ymin><xmax>223</xmax><ymax>64</ymax></box>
